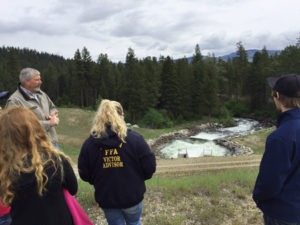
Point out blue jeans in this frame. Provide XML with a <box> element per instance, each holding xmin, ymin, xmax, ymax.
<box><xmin>0</xmin><ymin>214</ymin><xmax>12</xmax><ymax>225</ymax></box>
<box><xmin>102</xmin><ymin>202</ymin><xmax>143</xmax><ymax>225</ymax></box>
<box><xmin>264</xmin><ymin>214</ymin><xmax>300</xmax><ymax>225</ymax></box>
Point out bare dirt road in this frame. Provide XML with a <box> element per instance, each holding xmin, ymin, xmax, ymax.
<box><xmin>155</xmin><ymin>154</ymin><xmax>261</xmax><ymax>177</ymax></box>
<box><xmin>73</xmin><ymin>154</ymin><xmax>262</xmax><ymax>178</ymax></box>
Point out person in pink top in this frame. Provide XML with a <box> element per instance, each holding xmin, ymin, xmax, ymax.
<box><xmin>0</xmin><ymin>89</ymin><xmax>11</xmax><ymax>224</ymax></box>
<box><xmin>0</xmin><ymin>203</ymin><xmax>11</xmax><ymax>225</ymax></box>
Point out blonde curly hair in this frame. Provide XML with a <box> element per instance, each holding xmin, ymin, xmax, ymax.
<box><xmin>91</xmin><ymin>99</ymin><xmax>127</xmax><ymax>142</ymax></box>
<box><xmin>0</xmin><ymin>106</ymin><xmax>70</xmax><ymax>206</ymax></box>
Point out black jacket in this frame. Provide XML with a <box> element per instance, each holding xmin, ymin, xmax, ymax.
<box><xmin>11</xmin><ymin>156</ymin><xmax>78</xmax><ymax>225</ymax></box>
<box><xmin>78</xmin><ymin>129</ymin><xmax>156</xmax><ymax>208</ymax></box>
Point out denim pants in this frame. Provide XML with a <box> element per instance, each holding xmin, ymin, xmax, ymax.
<box><xmin>0</xmin><ymin>214</ymin><xmax>12</xmax><ymax>225</ymax></box>
<box><xmin>264</xmin><ymin>214</ymin><xmax>300</xmax><ymax>225</ymax></box>
<box><xmin>102</xmin><ymin>201</ymin><xmax>143</xmax><ymax>225</ymax></box>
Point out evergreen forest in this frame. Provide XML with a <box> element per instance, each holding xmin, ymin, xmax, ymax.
<box><xmin>1</xmin><ymin>40</ymin><xmax>300</xmax><ymax>127</ymax></box>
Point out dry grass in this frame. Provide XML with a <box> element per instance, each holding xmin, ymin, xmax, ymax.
<box><xmin>77</xmin><ymin>168</ymin><xmax>264</xmax><ymax>225</ymax></box>
<box><xmin>229</xmin><ymin>127</ymin><xmax>273</xmax><ymax>154</ymax></box>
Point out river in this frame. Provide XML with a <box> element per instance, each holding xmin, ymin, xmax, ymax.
<box><xmin>160</xmin><ymin>118</ymin><xmax>261</xmax><ymax>158</ymax></box>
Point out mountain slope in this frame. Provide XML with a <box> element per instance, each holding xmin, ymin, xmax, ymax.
<box><xmin>185</xmin><ymin>49</ymin><xmax>281</xmax><ymax>63</ymax></box>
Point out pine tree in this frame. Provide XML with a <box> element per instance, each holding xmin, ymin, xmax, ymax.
<box><xmin>122</xmin><ymin>48</ymin><xmax>148</xmax><ymax>122</ymax></box>
<box><xmin>202</xmin><ymin>57</ymin><xmax>219</xmax><ymax>116</ymax></box>
<box><xmin>140</xmin><ymin>56</ymin><xmax>161</xmax><ymax>110</ymax></box>
<box><xmin>232</xmin><ymin>42</ymin><xmax>249</xmax><ymax>99</ymax></box>
<box><xmin>42</xmin><ymin>63</ymin><xmax>58</xmax><ymax>100</ymax></box>
<box><xmin>175</xmin><ymin>57</ymin><xmax>193</xmax><ymax>119</ymax></box>
<box><xmin>191</xmin><ymin>44</ymin><xmax>205</xmax><ymax>118</ymax></box>
<box><xmin>159</xmin><ymin>56</ymin><xmax>180</xmax><ymax>118</ymax></box>
<box><xmin>69</xmin><ymin>49</ymin><xmax>84</xmax><ymax>106</ymax></box>
<box><xmin>3</xmin><ymin>49</ymin><xmax>20</xmax><ymax>93</ymax></box>
<box><xmin>247</xmin><ymin>47</ymin><xmax>273</xmax><ymax>111</ymax></box>
<box><xmin>81</xmin><ymin>47</ymin><xmax>95</xmax><ymax>106</ymax></box>
<box><xmin>278</xmin><ymin>45</ymin><xmax>300</xmax><ymax>74</ymax></box>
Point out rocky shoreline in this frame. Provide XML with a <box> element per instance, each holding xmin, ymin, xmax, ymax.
<box><xmin>147</xmin><ymin>122</ymin><xmax>254</xmax><ymax>158</ymax></box>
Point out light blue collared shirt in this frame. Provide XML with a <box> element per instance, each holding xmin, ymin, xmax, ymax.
<box><xmin>19</xmin><ymin>85</ymin><xmax>39</xmax><ymax>101</ymax></box>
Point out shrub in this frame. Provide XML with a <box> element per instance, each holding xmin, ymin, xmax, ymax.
<box><xmin>140</xmin><ymin>108</ymin><xmax>173</xmax><ymax>129</ymax></box>
<box><xmin>213</xmin><ymin>106</ymin><xmax>235</xmax><ymax>126</ymax></box>
<box><xmin>225</xmin><ymin>99</ymin><xmax>250</xmax><ymax>117</ymax></box>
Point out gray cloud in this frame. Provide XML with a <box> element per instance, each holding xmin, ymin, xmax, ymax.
<box><xmin>0</xmin><ymin>0</ymin><xmax>299</xmax><ymax>62</ymax></box>
<box><xmin>0</xmin><ymin>19</ymin><xmax>68</xmax><ymax>36</ymax></box>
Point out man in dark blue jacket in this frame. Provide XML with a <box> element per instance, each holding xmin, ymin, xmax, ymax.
<box><xmin>253</xmin><ymin>74</ymin><xmax>300</xmax><ymax>225</ymax></box>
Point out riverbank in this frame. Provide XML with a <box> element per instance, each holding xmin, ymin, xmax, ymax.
<box><xmin>147</xmin><ymin>121</ymin><xmax>258</xmax><ymax>158</ymax></box>
<box><xmin>147</xmin><ymin>123</ymin><xmax>218</xmax><ymax>156</ymax></box>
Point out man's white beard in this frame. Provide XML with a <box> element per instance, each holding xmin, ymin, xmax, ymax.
<box><xmin>34</xmin><ymin>87</ymin><xmax>41</xmax><ymax>92</ymax></box>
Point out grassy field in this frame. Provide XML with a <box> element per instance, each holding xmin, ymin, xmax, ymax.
<box><xmin>57</xmin><ymin>107</ymin><xmax>273</xmax><ymax>225</ymax></box>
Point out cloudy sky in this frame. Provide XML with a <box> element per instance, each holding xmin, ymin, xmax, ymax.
<box><xmin>1</xmin><ymin>0</ymin><xmax>299</xmax><ymax>62</ymax></box>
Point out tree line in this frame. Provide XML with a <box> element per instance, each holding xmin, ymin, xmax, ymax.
<box><xmin>0</xmin><ymin>40</ymin><xmax>300</xmax><ymax>127</ymax></box>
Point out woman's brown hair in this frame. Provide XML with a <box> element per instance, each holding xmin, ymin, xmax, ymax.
<box><xmin>0</xmin><ymin>106</ymin><xmax>69</xmax><ymax>205</ymax></box>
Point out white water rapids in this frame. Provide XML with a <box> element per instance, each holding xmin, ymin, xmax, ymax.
<box><xmin>160</xmin><ymin>118</ymin><xmax>260</xmax><ymax>158</ymax></box>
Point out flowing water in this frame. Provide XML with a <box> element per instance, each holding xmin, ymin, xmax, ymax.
<box><xmin>160</xmin><ymin>118</ymin><xmax>261</xmax><ymax>158</ymax></box>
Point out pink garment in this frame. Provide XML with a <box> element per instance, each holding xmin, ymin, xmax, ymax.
<box><xmin>63</xmin><ymin>189</ymin><xmax>94</xmax><ymax>225</ymax></box>
<box><xmin>0</xmin><ymin>201</ymin><xmax>11</xmax><ymax>216</ymax></box>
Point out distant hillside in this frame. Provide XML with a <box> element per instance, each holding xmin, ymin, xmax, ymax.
<box><xmin>220</xmin><ymin>49</ymin><xmax>282</xmax><ymax>62</ymax></box>
<box><xmin>185</xmin><ymin>49</ymin><xmax>282</xmax><ymax>63</ymax></box>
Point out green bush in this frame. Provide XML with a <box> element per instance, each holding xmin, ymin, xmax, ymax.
<box><xmin>225</xmin><ymin>99</ymin><xmax>250</xmax><ymax>117</ymax></box>
<box><xmin>212</xmin><ymin>106</ymin><xmax>235</xmax><ymax>126</ymax></box>
<box><xmin>140</xmin><ymin>108</ymin><xmax>173</xmax><ymax>129</ymax></box>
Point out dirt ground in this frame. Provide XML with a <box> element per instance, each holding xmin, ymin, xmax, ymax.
<box><xmin>155</xmin><ymin>154</ymin><xmax>261</xmax><ymax>176</ymax></box>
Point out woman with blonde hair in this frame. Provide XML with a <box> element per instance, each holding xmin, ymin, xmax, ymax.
<box><xmin>0</xmin><ymin>106</ymin><xmax>77</xmax><ymax>225</ymax></box>
<box><xmin>78</xmin><ymin>99</ymin><xmax>156</xmax><ymax>225</ymax></box>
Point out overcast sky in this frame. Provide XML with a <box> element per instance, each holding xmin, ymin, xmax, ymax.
<box><xmin>0</xmin><ymin>0</ymin><xmax>299</xmax><ymax>62</ymax></box>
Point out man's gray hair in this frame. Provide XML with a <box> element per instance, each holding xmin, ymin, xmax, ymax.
<box><xmin>19</xmin><ymin>68</ymin><xmax>40</xmax><ymax>83</ymax></box>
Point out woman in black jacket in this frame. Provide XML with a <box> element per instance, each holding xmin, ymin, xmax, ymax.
<box><xmin>0</xmin><ymin>106</ymin><xmax>78</xmax><ymax>225</ymax></box>
<box><xmin>78</xmin><ymin>99</ymin><xmax>156</xmax><ymax>225</ymax></box>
